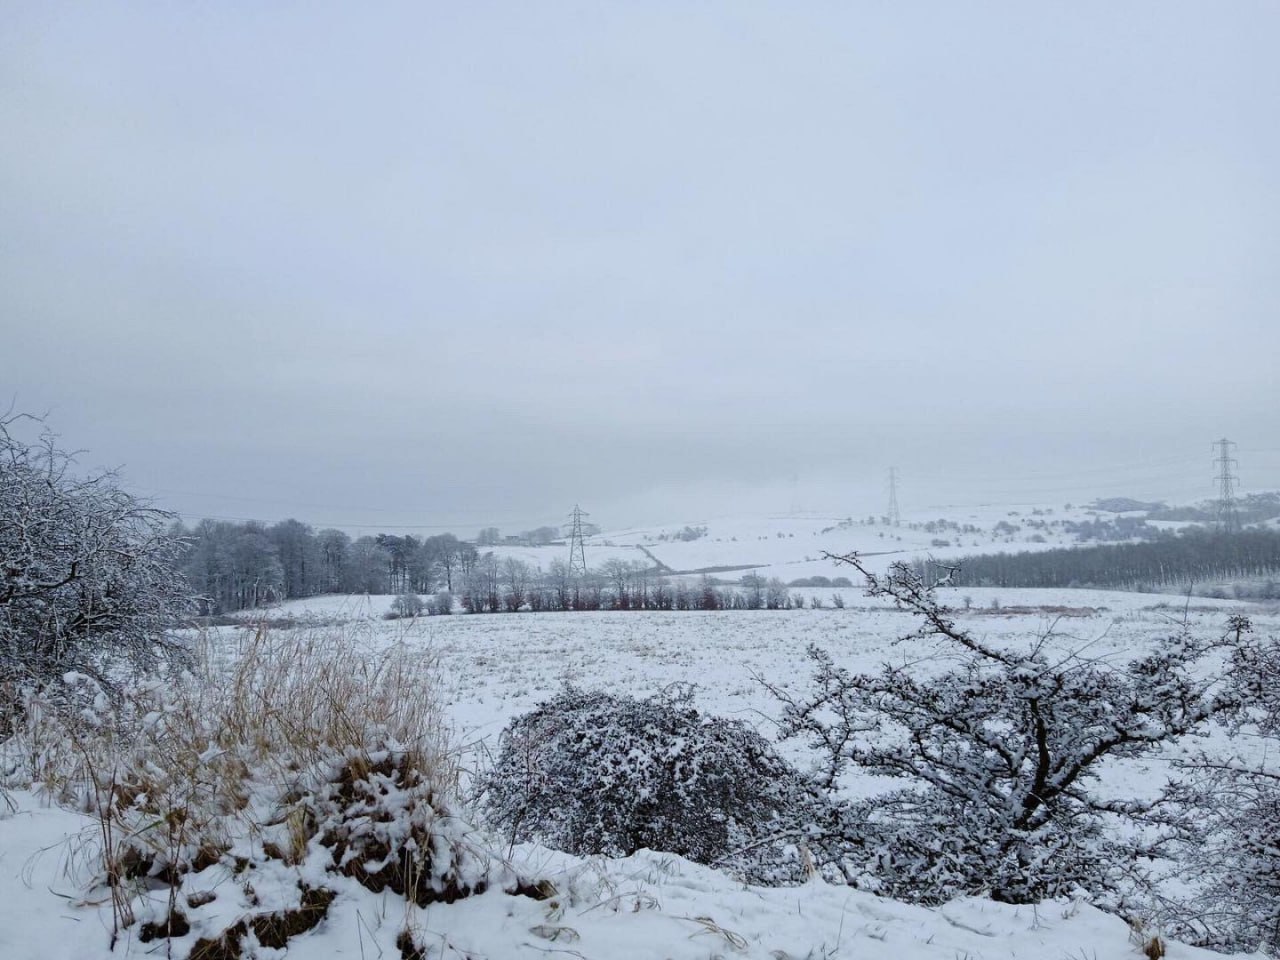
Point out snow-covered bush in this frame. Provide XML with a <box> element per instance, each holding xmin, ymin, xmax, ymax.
<box><xmin>772</xmin><ymin>554</ymin><xmax>1237</xmax><ymax>904</ymax></box>
<box><xmin>1174</xmin><ymin>765</ymin><xmax>1280</xmax><ymax>954</ymax></box>
<box><xmin>482</xmin><ymin>687</ymin><xmax>820</xmax><ymax>882</ymax></box>
<box><xmin>0</xmin><ymin>414</ymin><xmax>193</xmax><ymax>696</ymax></box>
<box><xmin>11</xmin><ymin>627</ymin><xmax>535</xmax><ymax>951</ymax></box>
<box><xmin>1166</xmin><ymin>615</ymin><xmax>1280</xmax><ymax>954</ymax></box>
<box><xmin>426</xmin><ymin>590</ymin><xmax>453</xmax><ymax>616</ymax></box>
<box><xmin>387</xmin><ymin>592</ymin><xmax>424</xmax><ymax>619</ymax></box>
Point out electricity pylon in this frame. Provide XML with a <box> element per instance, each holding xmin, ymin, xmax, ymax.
<box><xmin>1213</xmin><ymin>438</ymin><xmax>1240</xmax><ymax>534</ymax></box>
<box><xmin>887</xmin><ymin>467</ymin><xmax>901</xmax><ymax>526</ymax></box>
<box><xmin>567</xmin><ymin>504</ymin><xmax>590</xmax><ymax>576</ymax></box>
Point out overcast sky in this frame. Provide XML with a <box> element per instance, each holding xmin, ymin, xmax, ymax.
<box><xmin>3</xmin><ymin>2</ymin><xmax>1277</xmax><ymax>533</ymax></box>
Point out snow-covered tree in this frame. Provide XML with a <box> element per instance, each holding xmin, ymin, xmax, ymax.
<box><xmin>1167</xmin><ymin>615</ymin><xmax>1280</xmax><ymax>954</ymax></box>
<box><xmin>389</xmin><ymin>592</ymin><xmax>424</xmax><ymax>618</ymax></box>
<box><xmin>0</xmin><ymin>414</ymin><xmax>193</xmax><ymax>692</ymax></box>
<box><xmin>770</xmin><ymin>553</ymin><xmax>1236</xmax><ymax>904</ymax></box>
<box><xmin>1174</xmin><ymin>763</ymin><xmax>1280</xmax><ymax>954</ymax></box>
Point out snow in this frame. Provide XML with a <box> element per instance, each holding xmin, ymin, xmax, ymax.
<box><xmin>0</xmin><ymin>789</ymin><xmax>1243</xmax><ymax>960</ymax></box>
<box><xmin>224</xmin><ymin>503</ymin><xmax>1254</xmax><ymax>627</ymax></box>
<box><xmin>484</xmin><ymin>541</ymin><xmax>646</xmax><ymax>570</ymax></box>
<box><xmin>3</xmin><ymin>575</ymin><xmax>1275</xmax><ymax>958</ymax></box>
<box><xmin>0</xmin><ymin>794</ymin><xmax>111</xmax><ymax>960</ymax></box>
<box><xmin>209</xmin><ymin>591</ymin><xmax>1272</xmax><ymax>783</ymax></box>
<box><xmin>492</xmin><ymin>502</ymin><xmax>1146</xmax><ymax>581</ymax></box>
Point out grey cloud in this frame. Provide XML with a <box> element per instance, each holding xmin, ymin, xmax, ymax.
<box><xmin>2</xmin><ymin>2</ymin><xmax>1277</xmax><ymax>531</ymax></box>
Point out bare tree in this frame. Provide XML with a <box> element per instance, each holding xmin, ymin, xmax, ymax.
<box><xmin>764</xmin><ymin>577</ymin><xmax>790</xmax><ymax>609</ymax></box>
<box><xmin>422</xmin><ymin>533</ymin><xmax>461</xmax><ymax>591</ymax></box>
<box><xmin>271</xmin><ymin>518</ymin><xmax>323</xmax><ymax>598</ymax></box>
<box><xmin>316</xmin><ymin>528</ymin><xmax>351</xmax><ymax>593</ymax></box>
<box><xmin>769</xmin><ymin>552</ymin><xmax>1237</xmax><ymax>904</ymax></box>
<box><xmin>0</xmin><ymin>414</ymin><xmax>193</xmax><ymax>691</ymax></box>
<box><xmin>601</xmin><ymin>558</ymin><xmax>632</xmax><ymax>609</ymax></box>
<box><xmin>342</xmin><ymin>536</ymin><xmax>389</xmax><ymax>594</ymax></box>
<box><xmin>547</xmin><ymin>558</ymin><xmax>573</xmax><ymax>610</ymax></box>
<box><xmin>500</xmin><ymin>557</ymin><xmax>532</xmax><ymax>612</ymax></box>
<box><xmin>1166</xmin><ymin>615</ymin><xmax>1280</xmax><ymax>953</ymax></box>
<box><xmin>462</xmin><ymin>552</ymin><xmax>500</xmax><ymax>613</ymax></box>
<box><xmin>523</xmin><ymin>525</ymin><xmax>559</xmax><ymax>546</ymax></box>
<box><xmin>740</xmin><ymin>573</ymin><xmax>765</xmax><ymax>610</ymax></box>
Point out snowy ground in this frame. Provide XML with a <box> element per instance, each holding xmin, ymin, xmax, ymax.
<box><xmin>4</xmin><ymin>586</ymin><xmax>1275</xmax><ymax>959</ymax></box>
<box><xmin>601</xmin><ymin>502</ymin><xmax>1097</xmax><ymax>580</ymax></box>
<box><xmin>0</xmin><ymin>788</ymin><xmax>1237</xmax><ymax>960</ymax></box>
<box><xmin>307</xmin><ymin>499</ymin><xmax>1152</xmax><ymax>591</ymax></box>
<box><xmin>220</xmin><ymin>588</ymin><xmax>1271</xmax><ymax>773</ymax></box>
<box><xmin>219</xmin><ymin>589</ymin><xmax>1278</xmax><ymax>869</ymax></box>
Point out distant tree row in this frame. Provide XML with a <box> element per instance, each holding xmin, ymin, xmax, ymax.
<box><xmin>787</xmin><ymin>575</ymin><xmax>855</xmax><ymax>588</ymax></box>
<box><xmin>653</xmin><ymin>525</ymin><xmax>708</xmax><ymax>542</ymax></box>
<box><xmin>1063</xmin><ymin>515</ymin><xmax>1161</xmax><ymax>542</ymax></box>
<box><xmin>914</xmin><ymin>529</ymin><xmax>1280</xmax><ymax>591</ymax></box>
<box><xmin>174</xmin><ymin>517</ymin><xmax>827</xmax><ymax>617</ymax></box>
<box><xmin>175</xmin><ymin>519</ymin><xmax>479</xmax><ymax>614</ymax></box>
<box><xmin>475</xmin><ymin>523</ymin><xmax>597</xmax><ymax>546</ymax></box>
<box><xmin>1147</xmin><ymin>491</ymin><xmax>1280</xmax><ymax>525</ymax></box>
<box><xmin>452</xmin><ymin>560</ymin><xmax>801</xmax><ymax>614</ymax></box>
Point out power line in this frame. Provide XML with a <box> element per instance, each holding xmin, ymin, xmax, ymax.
<box><xmin>169</xmin><ymin>512</ymin><xmax>527</xmax><ymax>531</ymax></box>
<box><xmin>930</xmin><ymin>454</ymin><xmax>1207</xmax><ymax>487</ymax></box>
<box><xmin>142</xmin><ymin>487</ymin><xmax>434</xmax><ymax>513</ymax></box>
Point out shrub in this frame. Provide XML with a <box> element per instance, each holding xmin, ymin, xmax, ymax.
<box><xmin>481</xmin><ymin>687</ymin><xmax>820</xmax><ymax>882</ymax></box>
<box><xmin>388</xmin><ymin>593</ymin><xmax>425</xmax><ymax>619</ymax></box>
<box><xmin>789</xmin><ymin>576</ymin><xmax>831</xmax><ymax>588</ymax></box>
<box><xmin>4</xmin><ymin>627</ymin><xmax>530</xmax><ymax>950</ymax></box>
<box><xmin>773</xmin><ymin>554</ymin><xmax>1236</xmax><ymax>904</ymax></box>
<box><xmin>1173</xmin><ymin>764</ymin><xmax>1280</xmax><ymax>953</ymax></box>
<box><xmin>764</xmin><ymin>577</ymin><xmax>790</xmax><ymax>609</ymax></box>
<box><xmin>1166</xmin><ymin>616</ymin><xmax>1280</xmax><ymax>953</ymax></box>
<box><xmin>426</xmin><ymin>591</ymin><xmax>453</xmax><ymax>616</ymax></box>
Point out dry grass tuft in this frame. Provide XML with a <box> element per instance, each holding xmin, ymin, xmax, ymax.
<box><xmin>1128</xmin><ymin>918</ymin><xmax>1167</xmax><ymax>960</ymax></box>
<box><xmin>2</xmin><ymin>623</ymin><xmax>484</xmax><ymax>948</ymax></box>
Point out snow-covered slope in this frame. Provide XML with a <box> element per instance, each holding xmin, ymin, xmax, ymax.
<box><xmin>601</xmin><ymin>502</ymin><xmax>1119</xmax><ymax>579</ymax></box>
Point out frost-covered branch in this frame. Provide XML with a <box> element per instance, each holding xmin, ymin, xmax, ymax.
<box><xmin>773</xmin><ymin>552</ymin><xmax>1239</xmax><ymax>904</ymax></box>
<box><xmin>0</xmin><ymin>414</ymin><xmax>194</xmax><ymax>695</ymax></box>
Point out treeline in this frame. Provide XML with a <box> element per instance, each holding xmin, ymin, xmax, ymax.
<box><xmin>451</xmin><ymin>561</ymin><xmax>806</xmax><ymax>614</ymax></box>
<box><xmin>174</xmin><ymin>519</ymin><xmax>817</xmax><ymax>617</ymax></box>
<box><xmin>1148</xmin><ymin>491</ymin><xmax>1280</xmax><ymax>525</ymax></box>
<box><xmin>175</xmin><ymin>519</ymin><xmax>479</xmax><ymax>614</ymax></box>
<box><xmin>914</xmin><ymin>529</ymin><xmax>1280</xmax><ymax>591</ymax></box>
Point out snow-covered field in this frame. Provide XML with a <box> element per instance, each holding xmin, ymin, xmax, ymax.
<box><xmin>602</xmin><ymin>503</ymin><xmax>1091</xmax><ymax>580</ymax></box>
<box><xmin>267</xmin><ymin>592</ymin><xmax>1274</xmax><ymax>784</ymax></box>
<box><xmin>4</xmin><ymin>586</ymin><xmax>1275</xmax><ymax>959</ymax></box>
<box><xmin>219</xmin><ymin>586</ymin><xmax>1272</xmax><ymax>784</ymax></box>
<box><xmin>484</xmin><ymin>541</ymin><xmax>650</xmax><ymax>571</ymax></box>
